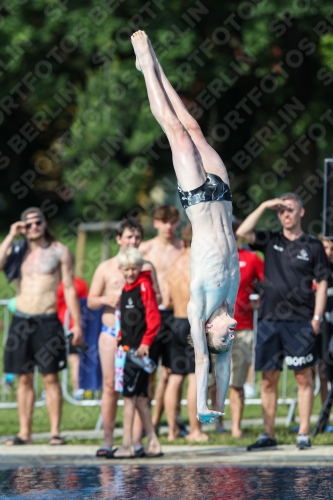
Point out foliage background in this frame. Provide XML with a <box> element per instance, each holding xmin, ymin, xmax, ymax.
<box><xmin>1</xmin><ymin>0</ymin><xmax>333</xmax><ymax>232</ymax></box>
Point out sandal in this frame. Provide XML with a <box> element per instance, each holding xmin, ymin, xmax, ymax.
<box><xmin>49</xmin><ymin>435</ymin><xmax>66</xmax><ymax>445</ymax></box>
<box><xmin>134</xmin><ymin>446</ymin><xmax>146</xmax><ymax>458</ymax></box>
<box><xmin>96</xmin><ymin>446</ymin><xmax>118</xmax><ymax>458</ymax></box>
<box><xmin>5</xmin><ymin>435</ymin><xmax>32</xmax><ymax>446</ymax></box>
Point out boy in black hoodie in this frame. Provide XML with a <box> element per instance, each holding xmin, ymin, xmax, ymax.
<box><xmin>113</xmin><ymin>247</ymin><xmax>163</xmax><ymax>458</ymax></box>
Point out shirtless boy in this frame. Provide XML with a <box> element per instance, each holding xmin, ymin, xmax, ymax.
<box><xmin>139</xmin><ymin>205</ymin><xmax>183</xmax><ymax>428</ymax></box>
<box><xmin>132</xmin><ymin>31</ymin><xmax>240</xmax><ymax>422</ymax></box>
<box><xmin>1</xmin><ymin>207</ymin><xmax>82</xmax><ymax>445</ymax></box>
<box><xmin>165</xmin><ymin>223</ymin><xmax>208</xmax><ymax>441</ymax></box>
<box><xmin>88</xmin><ymin>217</ymin><xmax>160</xmax><ymax>457</ymax></box>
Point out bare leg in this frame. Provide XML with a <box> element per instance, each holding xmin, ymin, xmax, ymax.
<box><xmin>68</xmin><ymin>354</ymin><xmax>80</xmax><ymax>391</ymax></box>
<box><xmin>186</xmin><ymin>373</ymin><xmax>209</xmax><ymax>442</ymax></box>
<box><xmin>131</xmin><ymin>30</ymin><xmax>205</xmax><ymax>192</ymax></box>
<box><xmin>98</xmin><ymin>333</ymin><xmax>119</xmax><ymax>448</ymax></box>
<box><xmin>229</xmin><ymin>386</ymin><xmax>245</xmax><ymax>438</ymax></box>
<box><xmin>295</xmin><ymin>367</ymin><xmax>314</xmax><ymax>435</ymax></box>
<box><xmin>146</xmin><ymin>40</ymin><xmax>229</xmax><ymax>184</ymax></box>
<box><xmin>43</xmin><ymin>373</ymin><xmax>62</xmax><ymax>439</ymax></box>
<box><xmin>152</xmin><ymin>365</ymin><xmax>171</xmax><ymax>428</ymax></box>
<box><xmin>136</xmin><ymin>397</ymin><xmax>162</xmax><ymax>455</ymax></box>
<box><xmin>164</xmin><ymin>374</ymin><xmax>183</xmax><ymax>441</ymax></box>
<box><xmin>68</xmin><ymin>353</ymin><xmax>80</xmax><ymax>391</ymax></box>
<box><xmin>132</xmin><ymin>409</ymin><xmax>144</xmax><ymax>449</ymax></box>
<box><xmin>261</xmin><ymin>370</ymin><xmax>280</xmax><ymax>437</ymax></box>
<box><xmin>317</xmin><ymin>362</ymin><xmax>329</xmax><ymax>405</ymax></box>
<box><xmin>6</xmin><ymin>373</ymin><xmax>35</xmax><ymax>444</ymax></box>
<box><xmin>114</xmin><ymin>397</ymin><xmax>135</xmax><ymax>457</ymax></box>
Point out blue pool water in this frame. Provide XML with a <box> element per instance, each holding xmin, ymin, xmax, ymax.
<box><xmin>0</xmin><ymin>465</ymin><xmax>332</xmax><ymax>499</ymax></box>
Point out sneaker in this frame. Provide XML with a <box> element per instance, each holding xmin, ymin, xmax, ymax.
<box><xmin>216</xmin><ymin>426</ymin><xmax>229</xmax><ymax>434</ymax></box>
<box><xmin>296</xmin><ymin>434</ymin><xmax>311</xmax><ymax>450</ymax></box>
<box><xmin>289</xmin><ymin>425</ymin><xmax>300</xmax><ymax>434</ymax></box>
<box><xmin>177</xmin><ymin>417</ymin><xmax>189</xmax><ymax>437</ymax></box>
<box><xmin>247</xmin><ymin>433</ymin><xmax>277</xmax><ymax>451</ymax></box>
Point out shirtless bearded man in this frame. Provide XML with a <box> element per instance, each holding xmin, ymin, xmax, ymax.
<box><xmin>88</xmin><ymin>217</ymin><xmax>160</xmax><ymax>457</ymax></box>
<box><xmin>1</xmin><ymin>207</ymin><xmax>83</xmax><ymax>445</ymax></box>
<box><xmin>139</xmin><ymin>205</ymin><xmax>183</xmax><ymax>429</ymax></box>
<box><xmin>131</xmin><ymin>31</ymin><xmax>240</xmax><ymax>422</ymax></box>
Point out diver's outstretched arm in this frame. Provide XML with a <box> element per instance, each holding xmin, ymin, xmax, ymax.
<box><xmin>188</xmin><ymin>300</ymin><xmax>224</xmax><ymax>423</ymax></box>
<box><xmin>215</xmin><ymin>350</ymin><xmax>232</xmax><ymax>413</ymax></box>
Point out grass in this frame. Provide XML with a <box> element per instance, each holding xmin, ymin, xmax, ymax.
<box><xmin>0</xmin><ymin>378</ymin><xmax>331</xmax><ymax>446</ymax></box>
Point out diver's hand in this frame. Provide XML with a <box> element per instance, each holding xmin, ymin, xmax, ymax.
<box><xmin>197</xmin><ymin>408</ymin><xmax>225</xmax><ymax>424</ymax></box>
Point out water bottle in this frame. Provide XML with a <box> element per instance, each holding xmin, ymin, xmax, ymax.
<box><xmin>143</xmin><ymin>356</ymin><xmax>157</xmax><ymax>374</ymax></box>
<box><xmin>126</xmin><ymin>348</ymin><xmax>156</xmax><ymax>374</ymax></box>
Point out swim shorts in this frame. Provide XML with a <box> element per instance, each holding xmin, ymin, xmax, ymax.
<box><xmin>4</xmin><ymin>311</ymin><xmax>66</xmax><ymax>375</ymax></box>
<box><xmin>255</xmin><ymin>320</ymin><xmax>319</xmax><ymax>371</ymax></box>
<box><xmin>101</xmin><ymin>325</ymin><xmax>117</xmax><ymax>337</ymax></box>
<box><xmin>170</xmin><ymin>317</ymin><xmax>195</xmax><ymax>375</ymax></box>
<box><xmin>123</xmin><ymin>357</ymin><xmax>149</xmax><ymax>398</ymax></box>
<box><xmin>149</xmin><ymin>309</ymin><xmax>173</xmax><ymax>368</ymax></box>
<box><xmin>230</xmin><ymin>329</ymin><xmax>253</xmax><ymax>387</ymax></box>
<box><xmin>178</xmin><ymin>173</ymin><xmax>232</xmax><ymax>210</ymax></box>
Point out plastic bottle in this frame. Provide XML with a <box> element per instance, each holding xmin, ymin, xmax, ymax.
<box><xmin>126</xmin><ymin>348</ymin><xmax>156</xmax><ymax>374</ymax></box>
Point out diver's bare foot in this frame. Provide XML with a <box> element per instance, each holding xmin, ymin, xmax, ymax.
<box><xmin>131</xmin><ymin>30</ymin><xmax>152</xmax><ymax>72</ymax></box>
<box><xmin>113</xmin><ymin>446</ymin><xmax>133</xmax><ymax>458</ymax></box>
<box><xmin>197</xmin><ymin>409</ymin><xmax>224</xmax><ymax>424</ymax></box>
<box><xmin>186</xmin><ymin>431</ymin><xmax>209</xmax><ymax>442</ymax></box>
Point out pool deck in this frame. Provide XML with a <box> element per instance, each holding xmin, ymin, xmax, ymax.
<box><xmin>0</xmin><ymin>444</ymin><xmax>333</xmax><ymax>468</ymax></box>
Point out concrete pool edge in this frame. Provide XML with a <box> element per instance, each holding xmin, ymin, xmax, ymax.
<box><xmin>0</xmin><ymin>444</ymin><xmax>333</xmax><ymax>467</ymax></box>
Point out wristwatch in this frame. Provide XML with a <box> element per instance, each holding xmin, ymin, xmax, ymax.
<box><xmin>313</xmin><ymin>315</ymin><xmax>323</xmax><ymax>322</ymax></box>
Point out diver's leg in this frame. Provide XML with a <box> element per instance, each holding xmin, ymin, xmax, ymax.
<box><xmin>131</xmin><ymin>30</ymin><xmax>206</xmax><ymax>191</ymax></box>
<box><xmin>146</xmin><ymin>40</ymin><xmax>229</xmax><ymax>184</ymax></box>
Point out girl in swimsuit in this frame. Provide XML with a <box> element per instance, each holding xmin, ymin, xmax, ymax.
<box><xmin>131</xmin><ymin>31</ymin><xmax>240</xmax><ymax>423</ymax></box>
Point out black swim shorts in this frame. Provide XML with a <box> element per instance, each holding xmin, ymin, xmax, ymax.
<box><xmin>4</xmin><ymin>311</ymin><xmax>67</xmax><ymax>375</ymax></box>
<box><xmin>123</xmin><ymin>357</ymin><xmax>149</xmax><ymax>398</ymax></box>
<box><xmin>255</xmin><ymin>320</ymin><xmax>319</xmax><ymax>371</ymax></box>
<box><xmin>149</xmin><ymin>309</ymin><xmax>173</xmax><ymax>369</ymax></box>
<box><xmin>170</xmin><ymin>317</ymin><xmax>195</xmax><ymax>375</ymax></box>
<box><xmin>178</xmin><ymin>173</ymin><xmax>232</xmax><ymax>210</ymax></box>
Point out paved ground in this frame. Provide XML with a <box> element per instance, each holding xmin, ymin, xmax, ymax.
<box><xmin>0</xmin><ymin>415</ymin><xmax>324</xmax><ymax>443</ymax></box>
<box><xmin>1</xmin><ymin>415</ymin><xmax>332</xmax><ymax>468</ymax></box>
<box><xmin>0</xmin><ymin>444</ymin><xmax>333</xmax><ymax>468</ymax></box>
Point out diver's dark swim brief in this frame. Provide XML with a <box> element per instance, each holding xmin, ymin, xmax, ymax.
<box><xmin>178</xmin><ymin>173</ymin><xmax>232</xmax><ymax>210</ymax></box>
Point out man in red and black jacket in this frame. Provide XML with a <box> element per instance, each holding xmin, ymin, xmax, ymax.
<box><xmin>114</xmin><ymin>247</ymin><xmax>162</xmax><ymax>458</ymax></box>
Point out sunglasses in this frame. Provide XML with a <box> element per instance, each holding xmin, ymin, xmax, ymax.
<box><xmin>25</xmin><ymin>219</ymin><xmax>43</xmax><ymax>229</ymax></box>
